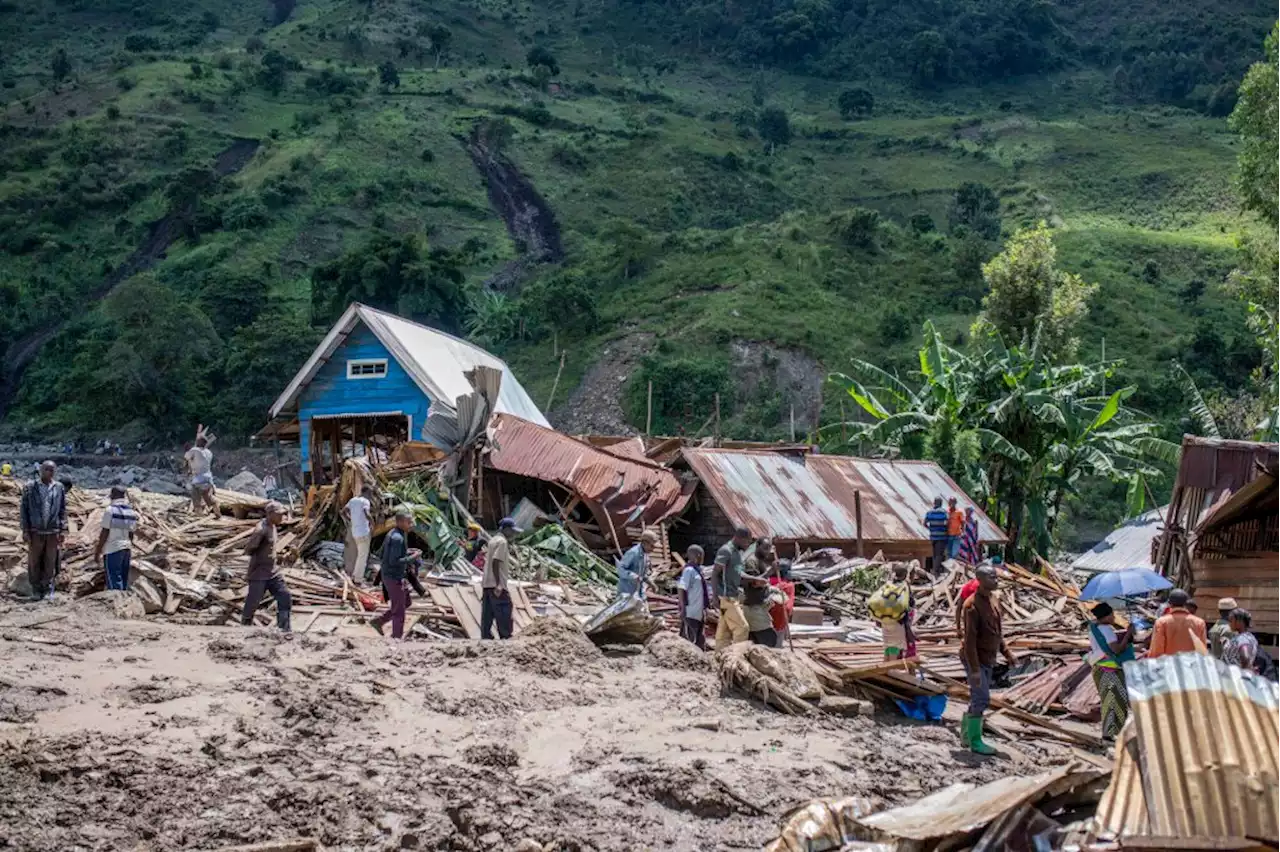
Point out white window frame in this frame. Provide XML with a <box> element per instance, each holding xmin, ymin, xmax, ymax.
<box><xmin>346</xmin><ymin>358</ymin><xmax>388</xmax><ymax>379</ymax></box>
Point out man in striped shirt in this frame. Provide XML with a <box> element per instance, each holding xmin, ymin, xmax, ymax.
<box><xmin>923</xmin><ymin>497</ymin><xmax>949</xmax><ymax>575</ymax></box>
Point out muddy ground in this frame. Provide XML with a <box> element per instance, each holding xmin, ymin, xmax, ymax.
<box><xmin>0</xmin><ymin>597</ymin><xmax>1073</xmax><ymax>851</ymax></box>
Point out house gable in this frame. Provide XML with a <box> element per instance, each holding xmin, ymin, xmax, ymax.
<box><xmin>296</xmin><ymin>323</ymin><xmax>430</xmax><ymax>471</ymax></box>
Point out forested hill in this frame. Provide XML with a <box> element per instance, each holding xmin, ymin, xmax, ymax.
<box><xmin>0</xmin><ymin>0</ymin><xmax>1275</xmax><ymax>544</ymax></box>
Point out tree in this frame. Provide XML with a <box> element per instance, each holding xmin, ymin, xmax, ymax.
<box><xmin>51</xmin><ymin>48</ymin><xmax>71</xmax><ymax>82</ymax></box>
<box><xmin>223</xmin><ymin>310</ymin><xmax>322</xmax><ymax>437</ymax></box>
<box><xmin>257</xmin><ymin>50</ymin><xmax>297</xmax><ymax>95</ymax></box>
<box><xmin>1229</xmin><ymin>22</ymin><xmax>1278</xmax><ymax>227</ymax></box>
<box><xmin>426</xmin><ymin>24</ymin><xmax>452</xmax><ymax>68</ymax></box>
<box><xmin>378</xmin><ymin>60</ymin><xmax>400</xmax><ymax>90</ymax></box>
<box><xmin>837</xmin><ymin>87</ymin><xmax>873</xmax><ymax>119</ymax></box>
<box><xmin>310</xmin><ymin>234</ymin><xmax>467</xmax><ymax>332</ymax></box>
<box><xmin>909</xmin><ymin>30</ymin><xmax>950</xmax><ymax>87</ymax></box>
<box><xmin>756</xmin><ymin>106</ymin><xmax>791</xmax><ymax>151</ymax></box>
<box><xmin>976</xmin><ymin>222</ymin><xmax>1097</xmax><ymax>360</ymax></box>
<box><xmin>949</xmin><ymin>181</ymin><xmax>1001</xmax><ymax>239</ymax></box>
<box><xmin>526</xmin><ymin>46</ymin><xmax>560</xmax><ymax>76</ymax></box>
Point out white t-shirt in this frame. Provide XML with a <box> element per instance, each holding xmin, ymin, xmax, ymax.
<box><xmin>185</xmin><ymin>447</ymin><xmax>213</xmax><ymax>481</ymax></box>
<box><xmin>345</xmin><ymin>496</ymin><xmax>372</xmax><ymax>538</ymax></box>
<box><xmin>1088</xmin><ymin>623</ymin><xmax>1118</xmax><ymax>664</ymax></box>
<box><xmin>678</xmin><ymin>564</ymin><xmax>707</xmax><ymax>620</ymax></box>
<box><xmin>100</xmin><ymin>500</ymin><xmax>136</xmax><ymax>555</ymax></box>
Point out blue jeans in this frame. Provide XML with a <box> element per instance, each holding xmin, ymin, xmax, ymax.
<box><xmin>967</xmin><ymin>664</ymin><xmax>992</xmax><ymax>715</ymax></box>
<box><xmin>947</xmin><ymin>536</ymin><xmax>962</xmax><ymax>558</ymax></box>
<box><xmin>104</xmin><ymin>550</ymin><xmax>131</xmax><ymax>590</ymax></box>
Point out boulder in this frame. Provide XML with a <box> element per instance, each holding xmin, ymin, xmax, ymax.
<box><xmin>141</xmin><ymin>478</ymin><xmax>186</xmax><ymax>496</ymax></box>
<box><xmin>818</xmin><ymin>695</ymin><xmax>874</xmax><ymax>717</ymax></box>
<box><xmin>224</xmin><ymin>470</ymin><xmax>267</xmax><ymax>498</ymax></box>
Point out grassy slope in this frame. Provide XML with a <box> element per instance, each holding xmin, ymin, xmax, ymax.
<box><xmin>0</xmin><ymin>0</ymin><xmax>1268</xmax><ymax>539</ymax></box>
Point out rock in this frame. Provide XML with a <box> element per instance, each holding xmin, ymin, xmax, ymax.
<box><xmin>513</xmin><ymin>841</ymin><xmax>542</xmax><ymax>852</ymax></box>
<box><xmin>691</xmin><ymin>718</ymin><xmax>721</xmax><ymax>731</ymax></box>
<box><xmin>111</xmin><ymin>591</ymin><xmax>147</xmax><ymax>620</ymax></box>
<box><xmin>141</xmin><ymin>479</ymin><xmax>185</xmax><ymax>496</ymax></box>
<box><xmin>224</xmin><ymin>470</ymin><xmax>267</xmax><ymax>498</ymax></box>
<box><xmin>131</xmin><ymin>576</ymin><xmax>164</xmax><ymax>613</ymax></box>
<box><xmin>478</xmin><ymin>831</ymin><xmax>503</xmax><ymax>849</ymax></box>
<box><xmin>819</xmin><ymin>695</ymin><xmax>874</xmax><ymax>717</ymax></box>
<box><xmin>8</xmin><ymin>572</ymin><xmax>33</xmax><ymax>599</ymax></box>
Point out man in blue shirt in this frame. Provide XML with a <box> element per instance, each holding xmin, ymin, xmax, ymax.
<box><xmin>923</xmin><ymin>497</ymin><xmax>949</xmax><ymax>575</ymax></box>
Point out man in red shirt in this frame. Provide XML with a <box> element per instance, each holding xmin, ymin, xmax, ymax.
<box><xmin>769</xmin><ymin>560</ymin><xmax>796</xmax><ymax>648</ymax></box>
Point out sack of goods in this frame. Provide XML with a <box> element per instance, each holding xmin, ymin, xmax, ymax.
<box><xmin>868</xmin><ymin>581</ymin><xmax>909</xmax><ymax>620</ymax></box>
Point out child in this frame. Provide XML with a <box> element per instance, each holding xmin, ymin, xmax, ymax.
<box><xmin>677</xmin><ymin>545</ymin><xmax>711</xmax><ymax>650</ymax></box>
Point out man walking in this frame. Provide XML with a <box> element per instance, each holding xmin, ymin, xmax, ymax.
<box><xmin>960</xmin><ymin>565</ymin><xmax>1018</xmax><ymax>755</ymax></box>
<box><xmin>1148</xmin><ymin>589</ymin><xmax>1207</xmax><ymax>658</ymax></box>
<box><xmin>617</xmin><ymin>529</ymin><xmax>658</xmax><ymax>599</ymax></box>
<box><xmin>341</xmin><ymin>487</ymin><xmax>374</xmax><ymax>585</ymax></box>
<box><xmin>1209</xmin><ymin>597</ymin><xmax>1237</xmax><ymax>659</ymax></box>
<box><xmin>240</xmin><ymin>501</ymin><xmax>292</xmax><ymax>633</ymax></box>
<box><xmin>923</xmin><ymin>497</ymin><xmax>949</xmax><ymax>574</ymax></box>
<box><xmin>677</xmin><ymin>544</ymin><xmax>710</xmax><ymax>649</ymax></box>
<box><xmin>481</xmin><ymin>517</ymin><xmax>518</xmax><ymax>640</ymax></box>
<box><xmin>712</xmin><ymin>525</ymin><xmax>751</xmax><ymax>650</ymax></box>
<box><xmin>20</xmin><ymin>460</ymin><xmax>67</xmax><ymax>601</ymax></box>
<box><xmin>94</xmin><ymin>486</ymin><xmax>138</xmax><ymax>591</ymax></box>
<box><xmin>184</xmin><ymin>435</ymin><xmax>217</xmax><ymax>516</ymax></box>
<box><xmin>371</xmin><ymin>508</ymin><xmax>418</xmax><ymax>640</ymax></box>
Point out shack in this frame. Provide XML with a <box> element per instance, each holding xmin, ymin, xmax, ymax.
<box><xmin>260</xmin><ymin>303</ymin><xmax>547</xmax><ymax>484</ymax></box>
<box><xmin>672</xmin><ymin>447</ymin><xmax>1006</xmax><ymax>564</ymax></box>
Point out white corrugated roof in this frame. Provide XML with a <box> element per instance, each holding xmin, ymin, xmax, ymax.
<box><xmin>1068</xmin><ymin>505</ymin><xmax>1168</xmax><ymax>574</ymax></box>
<box><xmin>268</xmin><ymin>303</ymin><xmax>549</xmax><ymax>427</ymax></box>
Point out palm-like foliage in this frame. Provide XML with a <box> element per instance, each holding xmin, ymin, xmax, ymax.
<box><xmin>827</xmin><ymin>321</ymin><xmax>1179</xmax><ymax>558</ymax></box>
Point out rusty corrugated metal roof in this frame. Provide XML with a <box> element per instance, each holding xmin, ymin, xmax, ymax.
<box><xmin>681</xmin><ymin>449</ymin><xmax>1007</xmax><ymax>544</ymax></box>
<box><xmin>1096</xmin><ymin>653</ymin><xmax>1279</xmax><ymax>843</ymax></box>
<box><xmin>486</xmin><ymin>414</ymin><xmax>693</xmax><ymax>532</ymax></box>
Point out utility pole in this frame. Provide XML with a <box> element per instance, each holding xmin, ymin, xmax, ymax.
<box><xmin>713</xmin><ymin>392</ymin><xmax>721</xmax><ymax>445</ymax></box>
<box><xmin>645</xmin><ymin>380</ymin><xmax>653</xmax><ymax>436</ymax></box>
<box><xmin>1101</xmin><ymin>336</ymin><xmax>1106</xmax><ymax>395</ymax></box>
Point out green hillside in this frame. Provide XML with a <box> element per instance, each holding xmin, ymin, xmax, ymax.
<box><xmin>0</xmin><ymin>0</ymin><xmax>1273</xmax><ymax>544</ymax></box>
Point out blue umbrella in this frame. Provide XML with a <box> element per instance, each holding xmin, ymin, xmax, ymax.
<box><xmin>1079</xmin><ymin>568</ymin><xmax>1173</xmax><ymax>601</ymax></box>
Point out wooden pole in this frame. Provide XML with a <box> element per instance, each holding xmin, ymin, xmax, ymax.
<box><xmin>546</xmin><ymin>349</ymin><xmax>566</xmax><ymax>411</ymax></box>
<box><xmin>840</xmin><ymin>398</ymin><xmax>847</xmax><ymax>447</ymax></box>
<box><xmin>789</xmin><ymin>405</ymin><xmax>796</xmax><ymax>442</ymax></box>
<box><xmin>854</xmin><ymin>490</ymin><xmax>864</xmax><ymax>558</ymax></box>
<box><xmin>646</xmin><ymin>380</ymin><xmax>653</xmax><ymax>435</ymax></box>
<box><xmin>714</xmin><ymin>392</ymin><xmax>721</xmax><ymax>445</ymax></box>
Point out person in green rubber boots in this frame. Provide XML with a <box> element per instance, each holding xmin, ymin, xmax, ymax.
<box><xmin>959</xmin><ymin>564</ymin><xmax>1017</xmax><ymax>754</ymax></box>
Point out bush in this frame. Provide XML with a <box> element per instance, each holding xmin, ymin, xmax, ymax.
<box><xmin>124</xmin><ymin>34</ymin><xmax>161</xmax><ymax>52</ymax></box>
<box><xmin>304</xmin><ymin>68</ymin><xmax>364</xmax><ymax>96</ymax></box>
<box><xmin>627</xmin><ymin>353</ymin><xmax>733</xmax><ymax>434</ymax></box>
<box><xmin>222</xmin><ymin>198</ymin><xmax>270</xmax><ymax>230</ymax></box>
<box><xmin>836</xmin><ymin>207</ymin><xmax>880</xmax><ymax>250</ymax></box>
<box><xmin>949</xmin><ymin>182</ymin><xmax>1001</xmax><ymax>240</ymax></box>
<box><xmin>521</xmin><ymin>273</ymin><xmax>598</xmax><ymax>335</ymax></box>
<box><xmin>551</xmin><ymin>143</ymin><xmax>588</xmax><ymax>170</ymax></box>
<box><xmin>909</xmin><ymin>211</ymin><xmax>936</xmax><ymax>233</ymax></box>
<box><xmin>837</xmin><ymin>87</ymin><xmax>874</xmax><ymax>119</ymax></box>
<box><xmin>526</xmin><ymin>46</ymin><xmax>560</xmax><ymax>75</ymax></box>
<box><xmin>757</xmin><ymin>106</ymin><xmax>791</xmax><ymax>148</ymax></box>
<box><xmin>880</xmin><ymin>306</ymin><xmax>913</xmax><ymax>343</ymax></box>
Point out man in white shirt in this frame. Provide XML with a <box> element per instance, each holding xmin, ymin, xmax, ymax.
<box><xmin>341</xmin><ymin>490</ymin><xmax>374</xmax><ymax>584</ymax></box>
<box><xmin>677</xmin><ymin>544</ymin><xmax>710</xmax><ymax>650</ymax></box>
<box><xmin>93</xmin><ymin>486</ymin><xmax>138</xmax><ymax>591</ymax></box>
<box><xmin>184</xmin><ymin>436</ymin><xmax>216</xmax><ymax>515</ymax></box>
<box><xmin>481</xmin><ymin>518</ymin><xmax>517</xmax><ymax>639</ymax></box>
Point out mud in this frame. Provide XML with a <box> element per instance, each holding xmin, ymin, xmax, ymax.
<box><xmin>0</xmin><ymin>595</ymin><xmax>1076</xmax><ymax>851</ymax></box>
<box><xmin>552</xmin><ymin>330</ymin><xmax>654</xmax><ymax>435</ymax></box>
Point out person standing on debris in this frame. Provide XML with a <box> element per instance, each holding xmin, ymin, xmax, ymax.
<box><xmin>923</xmin><ymin>498</ymin><xmax>949</xmax><ymax>574</ymax></box>
<box><xmin>746</xmin><ymin>536</ymin><xmax>779</xmax><ymax>578</ymax></box>
<box><xmin>371</xmin><ymin>508</ymin><xmax>419</xmax><ymax>640</ymax></box>
<box><xmin>958</xmin><ymin>507</ymin><xmax>980</xmax><ymax>565</ymax></box>
<box><xmin>241</xmin><ymin>501</ymin><xmax>292</xmax><ymax>633</ymax></box>
<box><xmin>677</xmin><ymin>544</ymin><xmax>710</xmax><ymax>650</ymax></box>
<box><xmin>741</xmin><ymin>563</ymin><xmax>782</xmax><ymax>647</ymax></box>
<box><xmin>462</xmin><ymin>522</ymin><xmax>485</xmax><ymax>566</ymax></box>
<box><xmin>713</xmin><ymin>526</ymin><xmax>752</xmax><ymax>649</ymax></box>
<box><xmin>20</xmin><ymin>461</ymin><xmax>67</xmax><ymax>601</ymax></box>
<box><xmin>960</xmin><ymin>565</ymin><xmax>1017</xmax><ymax>755</ymax></box>
<box><xmin>94</xmin><ymin>486</ymin><xmax>139</xmax><ymax>591</ymax></box>
<box><xmin>871</xmin><ymin>564</ymin><xmax>914</xmax><ymax>660</ymax></box>
<box><xmin>1148</xmin><ymin>588</ymin><xmax>1206</xmax><ymax>659</ymax></box>
<box><xmin>341</xmin><ymin>488</ymin><xmax>374</xmax><ymax>585</ymax></box>
<box><xmin>946</xmin><ymin>497</ymin><xmax>964</xmax><ymax>559</ymax></box>
<box><xmin>617</xmin><ymin>529</ymin><xmax>658</xmax><ymax>599</ymax></box>
<box><xmin>769</xmin><ymin>560</ymin><xmax>796</xmax><ymax>648</ymax></box>
<box><xmin>481</xmin><ymin>517</ymin><xmax>518</xmax><ymax>640</ymax></box>
<box><xmin>1209</xmin><ymin>597</ymin><xmax>1238</xmax><ymax>658</ymax></box>
<box><xmin>1087</xmin><ymin>602</ymin><xmax>1136</xmax><ymax>741</ymax></box>
<box><xmin>184</xmin><ymin>436</ymin><xmax>217</xmax><ymax>516</ymax></box>
<box><xmin>1222</xmin><ymin>608</ymin><xmax>1259</xmax><ymax>671</ymax></box>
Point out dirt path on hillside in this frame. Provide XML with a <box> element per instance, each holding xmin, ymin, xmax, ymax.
<box><xmin>0</xmin><ymin>138</ymin><xmax>259</xmax><ymax>419</ymax></box>
<box><xmin>464</xmin><ymin>123</ymin><xmax>563</xmax><ymax>293</ymax></box>
<box><xmin>0</xmin><ymin>596</ymin><xmax>1072</xmax><ymax>851</ymax></box>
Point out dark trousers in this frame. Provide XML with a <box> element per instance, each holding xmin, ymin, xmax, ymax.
<box><xmin>373</xmin><ymin>578</ymin><xmax>410</xmax><ymax>639</ymax></box>
<box><xmin>241</xmin><ymin>575</ymin><xmax>292</xmax><ymax>631</ymax></box>
<box><xmin>27</xmin><ymin>533</ymin><xmax>59</xmax><ymax>597</ymax></box>
<box><xmin>481</xmin><ymin>587</ymin><xmax>513</xmax><ymax>639</ymax></box>
<box><xmin>930</xmin><ymin>539</ymin><xmax>947</xmax><ymax>574</ymax></box>
<box><xmin>104</xmin><ymin>550</ymin><xmax>131</xmax><ymax>591</ymax></box>
<box><xmin>681</xmin><ymin>617</ymin><xmax>706</xmax><ymax>649</ymax></box>
<box><xmin>749</xmin><ymin>628</ymin><xmax>778</xmax><ymax>646</ymax></box>
<box><xmin>383</xmin><ymin>571</ymin><xmax>425</xmax><ymax>601</ymax></box>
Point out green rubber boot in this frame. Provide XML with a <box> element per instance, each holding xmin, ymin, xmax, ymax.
<box><xmin>968</xmin><ymin>715</ymin><xmax>996</xmax><ymax>756</ymax></box>
<box><xmin>959</xmin><ymin>713</ymin><xmax>972</xmax><ymax>747</ymax></box>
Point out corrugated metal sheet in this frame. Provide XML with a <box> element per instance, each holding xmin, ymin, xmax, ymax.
<box><xmin>857</xmin><ymin>764</ymin><xmax>1103</xmax><ymax>841</ymax></box>
<box><xmin>486</xmin><ymin>414</ymin><xmax>693</xmax><ymax>533</ymax></box>
<box><xmin>681</xmin><ymin>449</ymin><xmax>1007</xmax><ymax>545</ymax></box>
<box><xmin>1069</xmin><ymin>506</ymin><xmax>1168</xmax><ymax>574</ymax></box>
<box><xmin>269</xmin><ymin>303</ymin><xmax>549</xmax><ymax>427</ymax></box>
<box><xmin>1096</xmin><ymin>653</ymin><xmax>1279</xmax><ymax>842</ymax></box>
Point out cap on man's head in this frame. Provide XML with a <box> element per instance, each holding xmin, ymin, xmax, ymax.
<box><xmin>1218</xmin><ymin>597</ymin><xmax>1238</xmax><ymax>610</ymax></box>
<box><xmin>498</xmin><ymin>517</ymin><xmax>520</xmax><ymax>531</ymax></box>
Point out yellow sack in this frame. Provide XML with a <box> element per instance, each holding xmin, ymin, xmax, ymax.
<box><xmin>867</xmin><ymin>581</ymin><xmax>909</xmax><ymax>621</ymax></box>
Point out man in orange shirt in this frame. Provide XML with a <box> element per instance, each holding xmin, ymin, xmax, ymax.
<box><xmin>946</xmin><ymin>497</ymin><xmax>965</xmax><ymax>560</ymax></box>
<box><xmin>1148</xmin><ymin>589</ymin><xmax>1207</xmax><ymax>658</ymax></box>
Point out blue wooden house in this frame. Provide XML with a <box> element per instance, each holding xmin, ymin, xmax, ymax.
<box><xmin>264</xmin><ymin>303</ymin><xmax>548</xmax><ymax>482</ymax></box>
